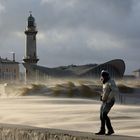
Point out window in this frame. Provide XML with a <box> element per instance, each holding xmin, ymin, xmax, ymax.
<box><xmin>34</xmin><ymin>52</ymin><xmax>36</xmax><ymax>57</ymax></box>
<box><xmin>33</xmin><ymin>35</ymin><xmax>36</xmax><ymax>40</ymax></box>
<box><xmin>14</xmin><ymin>69</ymin><xmax>16</xmax><ymax>73</ymax></box>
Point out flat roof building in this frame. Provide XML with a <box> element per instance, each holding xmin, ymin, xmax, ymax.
<box><xmin>133</xmin><ymin>69</ymin><xmax>140</xmax><ymax>78</ymax></box>
<box><xmin>23</xmin><ymin>59</ymin><xmax>125</xmax><ymax>81</ymax></box>
<box><xmin>0</xmin><ymin>57</ymin><xmax>19</xmax><ymax>83</ymax></box>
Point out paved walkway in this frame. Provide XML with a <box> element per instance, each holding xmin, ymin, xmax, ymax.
<box><xmin>0</xmin><ymin>123</ymin><xmax>139</xmax><ymax>140</ymax></box>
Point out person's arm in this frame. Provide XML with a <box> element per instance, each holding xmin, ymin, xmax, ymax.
<box><xmin>102</xmin><ymin>83</ymin><xmax>111</xmax><ymax>102</ymax></box>
<box><xmin>108</xmin><ymin>80</ymin><xmax>119</xmax><ymax>99</ymax></box>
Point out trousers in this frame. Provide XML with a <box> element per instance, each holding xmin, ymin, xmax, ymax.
<box><xmin>100</xmin><ymin>99</ymin><xmax>115</xmax><ymax>131</ymax></box>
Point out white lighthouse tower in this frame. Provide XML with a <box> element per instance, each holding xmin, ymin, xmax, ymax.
<box><xmin>23</xmin><ymin>12</ymin><xmax>39</xmax><ymax>81</ymax></box>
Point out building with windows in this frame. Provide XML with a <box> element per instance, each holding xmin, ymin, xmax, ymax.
<box><xmin>0</xmin><ymin>58</ymin><xmax>19</xmax><ymax>83</ymax></box>
<box><xmin>133</xmin><ymin>69</ymin><xmax>140</xmax><ymax>78</ymax></box>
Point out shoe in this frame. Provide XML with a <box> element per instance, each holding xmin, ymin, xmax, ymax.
<box><xmin>95</xmin><ymin>131</ymin><xmax>105</xmax><ymax>135</ymax></box>
<box><xmin>105</xmin><ymin>130</ymin><xmax>114</xmax><ymax>135</ymax></box>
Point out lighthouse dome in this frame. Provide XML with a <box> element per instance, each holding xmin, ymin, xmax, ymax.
<box><xmin>28</xmin><ymin>13</ymin><xmax>35</xmax><ymax>27</ymax></box>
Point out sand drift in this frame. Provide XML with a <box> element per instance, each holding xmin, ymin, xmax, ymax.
<box><xmin>0</xmin><ymin>96</ymin><xmax>139</xmax><ymax>137</ymax></box>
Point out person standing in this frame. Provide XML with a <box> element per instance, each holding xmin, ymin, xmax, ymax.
<box><xmin>95</xmin><ymin>70</ymin><xmax>118</xmax><ymax>135</ymax></box>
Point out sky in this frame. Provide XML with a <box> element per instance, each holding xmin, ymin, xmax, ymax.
<box><xmin>0</xmin><ymin>0</ymin><xmax>140</xmax><ymax>74</ymax></box>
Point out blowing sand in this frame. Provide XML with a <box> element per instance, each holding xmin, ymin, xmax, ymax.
<box><xmin>0</xmin><ymin>96</ymin><xmax>139</xmax><ymax>137</ymax></box>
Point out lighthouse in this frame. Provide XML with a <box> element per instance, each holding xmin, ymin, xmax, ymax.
<box><xmin>23</xmin><ymin>12</ymin><xmax>39</xmax><ymax>81</ymax></box>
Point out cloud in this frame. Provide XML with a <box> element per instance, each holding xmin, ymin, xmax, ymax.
<box><xmin>0</xmin><ymin>0</ymin><xmax>140</xmax><ymax>74</ymax></box>
<box><xmin>0</xmin><ymin>2</ymin><xmax>5</xmax><ymax>26</ymax></box>
<box><xmin>41</xmin><ymin>0</ymin><xmax>78</xmax><ymax>7</ymax></box>
<box><xmin>0</xmin><ymin>1</ymin><xmax>5</xmax><ymax>11</ymax></box>
<box><xmin>0</xmin><ymin>3</ymin><xmax>4</xmax><ymax>13</ymax></box>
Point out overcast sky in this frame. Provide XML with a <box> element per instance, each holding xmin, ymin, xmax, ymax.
<box><xmin>0</xmin><ymin>0</ymin><xmax>140</xmax><ymax>74</ymax></box>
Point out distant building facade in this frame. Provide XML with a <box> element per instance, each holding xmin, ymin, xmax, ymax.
<box><xmin>0</xmin><ymin>58</ymin><xmax>19</xmax><ymax>82</ymax></box>
<box><xmin>23</xmin><ymin>12</ymin><xmax>39</xmax><ymax>82</ymax></box>
<box><xmin>133</xmin><ymin>69</ymin><xmax>140</xmax><ymax>78</ymax></box>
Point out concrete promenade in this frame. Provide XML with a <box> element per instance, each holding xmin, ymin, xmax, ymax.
<box><xmin>0</xmin><ymin>123</ymin><xmax>139</xmax><ymax>140</ymax></box>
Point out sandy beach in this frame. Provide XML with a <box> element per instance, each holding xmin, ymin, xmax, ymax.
<box><xmin>0</xmin><ymin>96</ymin><xmax>139</xmax><ymax>137</ymax></box>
